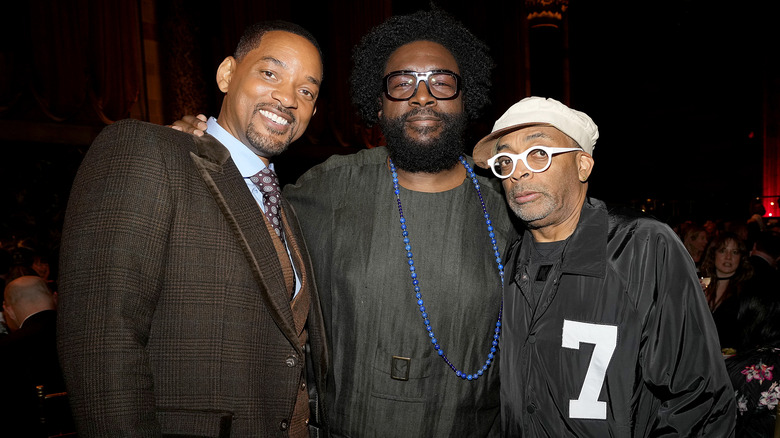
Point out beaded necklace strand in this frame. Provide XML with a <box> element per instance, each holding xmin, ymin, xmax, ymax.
<box><xmin>389</xmin><ymin>155</ymin><xmax>504</xmax><ymax>381</ymax></box>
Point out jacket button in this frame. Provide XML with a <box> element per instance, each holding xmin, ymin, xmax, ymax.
<box><xmin>285</xmin><ymin>355</ymin><xmax>298</xmax><ymax>367</ymax></box>
<box><xmin>279</xmin><ymin>419</ymin><xmax>289</xmax><ymax>430</ymax></box>
<box><xmin>528</xmin><ymin>335</ymin><xmax>536</xmax><ymax>344</ymax></box>
<box><xmin>527</xmin><ymin>404</ymin><xmax>536</xmax><ymax>414</ymax></box>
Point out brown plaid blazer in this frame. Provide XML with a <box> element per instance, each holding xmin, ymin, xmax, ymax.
<box><xmin>57</xmin><ymin>119</ymin><xmax>328</xmax><ymax>437</ymax></box>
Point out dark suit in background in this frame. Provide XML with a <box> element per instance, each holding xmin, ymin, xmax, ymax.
<box><xmin>0</xmin><ymin>309</ymin><xmax>67</xmax><ymax>437</ymax></box>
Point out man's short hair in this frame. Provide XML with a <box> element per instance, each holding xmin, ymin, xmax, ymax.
<box><xmin>350</xmin><ymin>9</ymin><xmax>494</xmax><ymax>126</ymax></box>
<box><xmin>234</xmin><ymin>20</ymin><xmax>323</xmax><ymax>63</ymax></box>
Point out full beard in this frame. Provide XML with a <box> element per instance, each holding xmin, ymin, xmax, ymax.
<box><xmin>245</xmin><ymin>103</ymin><xmax>297</xmax><ymax>157</ymax></box>
<box><xmin>379</xmin><ymin>109</ymin><xmax>467</xmax><ymax>173</ymax></box>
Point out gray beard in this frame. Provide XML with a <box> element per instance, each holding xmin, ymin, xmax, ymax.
<box><xmin>505</xmin><ymin>186</ymin><xmax>556</xmax><ymax>228</ymax></box>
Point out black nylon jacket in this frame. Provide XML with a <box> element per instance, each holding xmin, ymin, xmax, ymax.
<box><xmin>501</xmin><ymin>198</ymin><xmax>736</xmax><ymax>437</ymax></box>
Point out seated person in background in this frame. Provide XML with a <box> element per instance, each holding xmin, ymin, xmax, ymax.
<box><xmin>745</xmin><ymin>231</ymin><xmax>780</xmax><ymax>294</ymax></box>
<box><xmin>4</xmin><ymin>265</ymin><xmax>39</xmax><ymax>289</ymax></box>
<box><xmin>726</xmin><ymin>289</ymin><xmax>780</xmax><ymax>438</ymax></box>
<box><xmin>0</xmin><ymin>275</ymin><xmax>68</xmax><ymax>436</ymax></box>
<box><xmin>746</xmin><ymin>201</ymin><xmax>767</xmax><ymax>243</ymax></box>
<box><xmin>8</xmin><ymin>242</ymin><xmax>57</xmax><ymax>292</ymax></box>
<box><xmin>700</xmin><ymin>232</ymin><xmax>754</xmax><ymax>351</ymax></box>
<box><xmin>682</xmin><ymin>224</ymin><xmax>709</xmax><ymax>270</ymax></box>
<box><xmin>1</xmin><ymin>262</ymin><xmax>39</xmax><ymax>337</ymax></box>
<box><xmin>0</xmin><ymin>247</ymin><xmax>11</xmax><ymax>287</ymax></box>
<box><xmin>702</xmin><ymin>219</ymin><xmax>718</xmax><ymax>242</ymax></box>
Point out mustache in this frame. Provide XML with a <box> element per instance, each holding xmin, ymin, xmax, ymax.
<box><xmin>399</xmin><ymin>107</ymin><xmax>444</xmax><ymax>121</ymax></box>
<box><xmin>507</xmin><ymin>183</ymin><xmax>546</xmax><ymax>197</ymax></box>
<box><xmin>253</xmin><ymin>103</ymin><xmax>296</xmax><ymax>124</ymax></box>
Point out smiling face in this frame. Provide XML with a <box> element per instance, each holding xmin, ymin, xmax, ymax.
<box><xmin>714</xmin><ymin>238</ymin><xmax>741</xmax><ymax>277</ymax></box>
<box><xmin>499</xmin><ymin>125</ymin><xmax>594</xmax><ymax>241</ymax></box>
<box><xmin>216</xmin><ymin>30</ymin><xmax>322</xmax><ymax>160</ymax></box>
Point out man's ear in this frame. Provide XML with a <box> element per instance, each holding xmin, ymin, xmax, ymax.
<box><xmin>3</xmin><ymin>302</ymin><xmax>16</xmax><ymax>327</ymax></box>
<box><xmin>377</xmin><ymin>96</ymin><xmax>384</xmax><ymax>120</ymax></box>
<box><xmin>216</xmin><ymin>56</ymin><xmax>237</xmax><ymax>93</ymax></box>
<box><xmin>577</xmin><ymin>152</ymin><xmax>595</xmax><ymax>182</ymax></box>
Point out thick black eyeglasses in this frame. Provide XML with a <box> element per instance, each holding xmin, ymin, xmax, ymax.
<box><xmin>383</xmin><ymin>70</ymin><xmax>462</xmax><ymax>101</ymax></box>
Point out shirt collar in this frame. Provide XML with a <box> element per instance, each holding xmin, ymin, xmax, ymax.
<box><xmin>206</xmin><ymin>117</ymin><xmax>273</xmax><ymax>176</ymax></box>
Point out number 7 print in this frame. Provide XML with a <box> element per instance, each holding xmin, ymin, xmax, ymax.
<box><xmin>561</xmin><ymin>319</ymin><xmax>618</xmax><ymax>420</ymax></box>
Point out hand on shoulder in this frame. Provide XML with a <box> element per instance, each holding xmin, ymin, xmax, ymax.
<box><xmin>169</xmin><ymin>114</ymin><xmax>208</xmax><ymax>137</ymax></box>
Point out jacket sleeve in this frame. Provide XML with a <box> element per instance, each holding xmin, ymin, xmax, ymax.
<box><xmin>57</xmin><ymin>120</ymin><xmax>171</xmax><ymax>437</ymax></box>
<box><xmin>637</xmin><ymin>225</ymin><xmax>736</xmax><ymax>436</ymax></box>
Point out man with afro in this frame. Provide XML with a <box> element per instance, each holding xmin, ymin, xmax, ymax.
<box><xmin>284</xmin><ymin>9</ymin><xmax>514</xmax><ymax>437</ymax></box>
<box><xmin>174</xmin><ymin>9</ymin><xmax>514</xmax><ymax>436</ymax></box>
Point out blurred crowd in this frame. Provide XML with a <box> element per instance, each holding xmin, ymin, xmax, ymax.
<box><xmin>0</xmin><ymin>237</ymin><xmax>68</xmax><ymax>436</ymax></box>
<box><xmin>674</xmin><ymin>203</ymin><xmax>780</xmax><ymax>436</ymax></box>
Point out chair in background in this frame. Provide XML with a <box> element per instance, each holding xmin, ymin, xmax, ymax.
<box><xmin>36</xmin><ymin>385</ymin><xmax>76</xmax><ymax>438</ymax></box>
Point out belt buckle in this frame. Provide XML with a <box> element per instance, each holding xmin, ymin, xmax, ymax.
<box><xmin>390</xmin><ymin>356</ymin><xmax>411</xmax><ymax>381</ymax></box>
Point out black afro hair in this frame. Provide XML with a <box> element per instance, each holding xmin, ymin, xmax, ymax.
<box><xmin>350</xmin><ymin>9</ymin><xmax>494</xmax><ymax>126</ymax></box>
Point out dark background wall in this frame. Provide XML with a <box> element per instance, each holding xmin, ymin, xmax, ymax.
<box><xmin>2</xmin><ymin>0</ymin><xmax>779</xmax><ymax>264</ymax></box>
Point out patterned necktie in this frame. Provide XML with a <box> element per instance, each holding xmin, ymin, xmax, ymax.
<box><xmin>250</xmin><ymin>168</ymin><xmax>284</xmax><ymax>239</ymax></box>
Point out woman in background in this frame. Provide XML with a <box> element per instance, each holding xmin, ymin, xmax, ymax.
<box><xmin>683</xmin><ymin>224</ymin><xmax>709</xmax><ymax>270</ymax></box>
<box><xmin>700</xmin><ymin>232</ymin><xmax>754</xmax><ymax>350</ymax></box>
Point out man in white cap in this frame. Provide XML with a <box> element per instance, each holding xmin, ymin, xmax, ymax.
<box><xmin>472</xmin><ymin>97</ymin><xmax>736</xmax><ymax>436</ymax></box>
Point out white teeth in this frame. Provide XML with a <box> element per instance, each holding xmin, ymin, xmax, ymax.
<box><xmin>260</xmin><ymin>110</ymin><xmax>289</xmax><ymax>125</ymax></box>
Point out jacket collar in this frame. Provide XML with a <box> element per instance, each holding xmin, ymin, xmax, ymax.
<box><xmin>193</xmin><ymin>133</ymin><xmax>232</xmax><ymax>168</ymax></box>
<box><xmin>515</xmin><ymin>197</ymin><xmax>607</xmax><ymax>279</ymax></box>
<box><xmin>19</xmin><ymin>309</ymin><xmax>57</xmax><ymax>329</ymax></box>
<box><xmin>558</xmin><ymin>197</ymin><xmax>608</xmax><ymax>278</ymax></box>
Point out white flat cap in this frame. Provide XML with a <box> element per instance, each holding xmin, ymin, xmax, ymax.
<box><xmin>472</xmin><ymin>96</ymin><xmax>599</xmax><ymax>168</ymax></box>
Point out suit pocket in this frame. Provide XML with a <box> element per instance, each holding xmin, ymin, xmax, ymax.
<box><xmin>158</xmin><ymin>409</ymin><xmax>234</xmax><ymax>438</ymax></box>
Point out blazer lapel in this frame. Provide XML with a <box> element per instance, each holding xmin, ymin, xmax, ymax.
<box><xmin>189</xmin><ymin>134</ymin><xmax>302</xmax><ymax>355</ymax></box>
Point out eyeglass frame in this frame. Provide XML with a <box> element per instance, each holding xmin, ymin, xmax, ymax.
<box><xmin>382</xmin><ymin>70</ymin><xmax>462</xmax><ymax>101</ymax></box>
<box><xmin>486</xmin><ymin>145</ymin><xmax>582</xmax><ymax>179</ymax></box>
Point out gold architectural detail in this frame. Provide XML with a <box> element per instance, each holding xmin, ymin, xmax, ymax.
<box><xmin>525</xmin><ymin>0</ymin><xmax>569</xmax><ymax>28</ymax></box>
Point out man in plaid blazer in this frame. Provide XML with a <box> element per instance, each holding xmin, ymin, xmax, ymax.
<box><xmin>57</xmin><ymin>21</ymin><xmax>327</xmax><ymax>438</ymax></box>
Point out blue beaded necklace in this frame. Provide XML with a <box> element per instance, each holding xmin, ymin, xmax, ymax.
<box><xmin>389</xmin><ymin>155</ymin><xmax>504</xmax><ymax>381</ymax></box>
